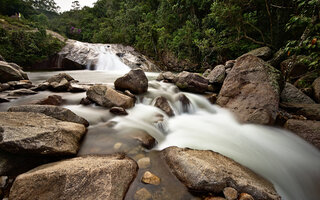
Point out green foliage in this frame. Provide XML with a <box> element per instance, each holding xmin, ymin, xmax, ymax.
<box><xmin>0</xmin><ymin>23</ymin><xmax>64</xmax><ymax>68</ymax></box>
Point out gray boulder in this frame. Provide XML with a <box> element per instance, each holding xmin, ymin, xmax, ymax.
<box><xmin>0</xmin><ymin>112</ymin><xmax>86</xmax><ymax>156</ymax></box>
<box><xmin>87</xmin><ymin>85</ymin><xmax>135</xmax><ymax>109</ymax></box>
<box><xmin>8</xmin><ymin>105</ymin><xmax>89</xmax><ymax>127</ymax></box>
<box><xmin>207</xmin><ymin>65</ymin><xmax>226</xmax><ymax>84</ymax></box>
<box><xmin>217</xmin><ymin>55</ymin><xmax>282</xmax><ymax>125</ymax></box>
<box><xmin>281</xmin><ymin>83</ymin><xmax>315</xmax><ymax>104</ymax></box>
<box><xmin>9</xmin><ymin>155</ymin><xmax>138</xmax><ymax>200</ymax></box>
<box><xmin>242</xmin><ymin>46</ymin><xmax>272</xmax><ymax>61</ymax></box>
<box><xmin>156</xmin><ymin>71</ymin><xmax>177</xmax><ymax>83</ymax></box>
<box><xmin>161</xmin><ymin>147</ymin><xmax>280</xmax><ymax>200</ymax></box>
<box><xmin>280</xmin><ymin>103</ymin><xmax>320</xmax><ymax>121</ymax></box>
<box><xmin>175</xmin><ymin>71</ymin><xmax>208</xmax><ymax>93</ymax></box>
<box><xmin>115</xmin><ymin>69</ymin><xmax>148</xmax><ymax>94</ymax></box>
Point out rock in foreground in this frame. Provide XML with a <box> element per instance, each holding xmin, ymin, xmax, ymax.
<box><xmin>87</xmin><ymin>85</ymin><xmax>135</xmax><ymax>109</ymax></box>
<box><xmin>115</xmin><ymin>69</ymin><xmax>148</xmax><ymax>94</ymax></box>
<box><xmin>8</xmin><ymin>105</ymin><xmax>89</xmax><ymax>127</ymax></box>
<box><xmin>0</xmin><ymin>112</ymin><xmax>86</xmax><ymax>156</ymax></box>
<box><xmin>9</xmin><ymin>155</ymin><xmax>138</xmax><ymax>200</ymax></box>
<box><xmin>217</xmin><ymin>55</ymin><xmax>282</xmax><ymax>125</ymax></box>
<box><xmin>161</xmin><ymin>147</ymin><xmax>280</xmax><ymax>200</ymax></box>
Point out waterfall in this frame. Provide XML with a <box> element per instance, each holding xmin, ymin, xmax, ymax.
<box><xmin>95</xmin><ymin>46</ymin><xmax>130</xmax><ymax>71</ymax></box>
<box><xmin>110</xmin><ymin>81</ymin><xmax>320</xmax><ymax>200</ymax></box>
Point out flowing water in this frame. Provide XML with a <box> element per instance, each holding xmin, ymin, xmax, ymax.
<box><xmin>1</xmin><ymin>55</ymin><xmax>320</xmax><ymax>199</ymax></box>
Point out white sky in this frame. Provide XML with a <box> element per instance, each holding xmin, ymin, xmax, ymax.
<box><xmin>54</xmin><ymin>0</ymin><xmax>97</xmax><ymax>12</ymax></box>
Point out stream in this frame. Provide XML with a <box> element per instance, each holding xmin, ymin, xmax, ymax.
<box><xmin>1</xmin><ymin>68</ymin><xmax>320</xmax><ymax>199</ymax></box>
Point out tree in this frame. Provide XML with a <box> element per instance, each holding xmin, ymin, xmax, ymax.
<box><xmin>71</xmin><ymin>1</ymin><xmax>81</xmax><ymax>11</ymax></box>
<box><xmin>26</xmin><ymin>0</ymin><xmax>60</xmax><ymax>13</ymax></box>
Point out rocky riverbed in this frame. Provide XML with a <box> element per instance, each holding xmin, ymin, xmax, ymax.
<box><xmin>0</xmin><ymin>47</ymin><xmax>320</xmax><ymax>200</ymax></box>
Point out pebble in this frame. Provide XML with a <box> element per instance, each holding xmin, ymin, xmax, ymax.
<box><xmin>141</xmin><ymin>171</ymin><xmax>161</xmax><ymax>185</ymax></box>
<box><xmin>239</xmin><ymin>193</ymin><xmax>254</xmax><ymax>200</ymax></box>
<box><xmin>137</xmin><ymin>157</ymin><xmax>151</xmax><ymax>169</ymax></box>
<box><xmin>223</xmin><ymin>187</ymin><xmax>238</xmax><ymax>200</ymax></box>
<box><xmin>134</xmin><ymin>188</ymin><xmax>152</xmax><ymax>200</ymax></box>
<box><xmin>113</xmin><ymin>143</ymin><xmax>122</xmax><ymax>150</ymax></box>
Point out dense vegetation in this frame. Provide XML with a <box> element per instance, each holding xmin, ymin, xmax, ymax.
<box><xmin>0</xmin><ymin>0</ymin><xmax>319</xmax><ymax>71</ymax></box>
<box><xmin>48</xmin><ymin>0</ymin><xmax>319</xmax><ymax>71</ymax></box>
<box><xmin>0</xmin><ymin>0</ymin><xmax>64</xmax><ymax>67</ymax></box>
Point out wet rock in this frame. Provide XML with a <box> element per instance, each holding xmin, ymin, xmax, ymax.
<box><xmin>0</xmin><ymin>112</ymin><xmax>86</xmax><ymax>156</ymax></box>
<box><xmin>281</xmin><ymin>83</ymin><xmax>315</xmax><ymax>104</ymax></box>
<box><xmin>80</xmin><ymin>97</ymin><xmax>93</xmax><ymax>105</ymax></box>
<box><xmin>87</xmin><ymin>85</ymin><xmax>135</xmax><ymax>109</ymax></box>
<box><xmin>35</xmin><ymin>95</ymin><xmax>63</xmax><ymax>106</ymax></box>
<box><xmin>46</xmin><ymin>73</ymin><xmax>75</xmax><ymax>83</ymax></box>
<box><xmin>202</xmin><ymin>69</ymin><xmax>212</xmax><ymax>78</ymax></box>
<box><xmin>9</xmin><ymin>155</ymin><xmax>138</xmax><ymax>200</ymax></box>
<box><xmin>141</xmin><ymin>171</ymin><xmax>161</xmax><ymax>185</ymax></box>
<box><xmin>0</xmin><ymin>83</ymin><xmax>10</xmax><ymax>92</ymax></box>
<box><xmin>8</xmin><ymin>89</ymin><xmax>37</xmax><ymax>96</ymax></box>
<box><xmin>68</xmin><ymin>83</ymin><xmax>87</xmax><ymax>93</ymax></box>
<box><xmin>128</xmin><ymin>130</ymin><xmax>156</xmax><ymax>149</ymax></box>
<box><xmin>7</xmin><ymin>80</ymin><xmax>33</xmax><ymax>89</ymax></box>
<box><xmin>225</xmin><ymin>60</ymin><xmax>236</xmax><ymax>69</ymax></box>
<box><xmin>206</xmin><ymin>93</ymin><xmax>218</xmax><ymax>104</ymax></box>
<box><xmin>207</xmin><ymin>65</ymin><xmax>226</xmax><ymax>84</ymax></box>
<box><xmin>175</xmin><ymin>71</ymin><xmax>208</xmax><ymax>93</ymax></box>
<box><xmin>137</xmin><ymin>157</ymin><xmax>151</xmax><ymax>169</ymax></box>
<box><xmin>156</xmin><ymin>71</ymin><xmax>177</xmax><ymax>83</ymax></box>
<box><xmin>0</xmin><ymin>97</ymin><xmax>9</xmax><ymax>103</ymax></box>
<box><xmin>275</xmin><ymin>108</ymin><xmax>306</xmax><ymax>126</ymax></box>
<box><xmin>280</xmin><ymin>103</ymin><xmax>320</xmax><ymax>121</ymax></box>
<box><xmin>217</xmin><ymin>55</ymin><xmax>282</xmax><ymax>125</ymax></box>
<box><xmin>312</xmin><ymin>77</ymin><xmax>320</xmax><ymax>103</ymax></box>
<box><xmin>50</xmin><ymin>78</ymin><xmax>70</xmax><ymax>92</ymax></box>
<box><xmin>124</xmin><ymin>90</ymin><xmax>136</xmax><ymax>99</ymax></box>
<box><xmin>0</xmin><ymin>61</ymin><xmax>28</xmax><ymax>83</ymax></box>
<box><xmin>8</xmin><ymin>105</ymin><xmax>89</xmax><ymax>127</ymax></box>
<box><xmin>110</xmin><ymin>107</ymin><xmax>128</xmax><ymax>115</ymax></box>
<box><xmin>115</xmin><ymin>69</ymin><xmax>148</xmax><ymax>94</ymax></box>
<box><xmin>176</xmin><ymin>94</ymin><xmax>191</xmax><ymax>113</ymax></box>
<box><xmin>154</xmin><ymin>96</ymin><xmax>174</xmax><ymax>117</ymax></box>
<box><xmin>239</xmin><ymin>193</ymin><xmax>254</xmax><ymax>200</ymax></box>
<box><xmin>32</xmin><ymin>82</ymin><xmax>49</xmax><ymax>91</ymax></box>
<box><xmin>134</xmin><ymin>188</ymin><xmax>152</xmax><ymax>200</ymax></box>
<box><xmin>284</xmin><ymin>119</ymin><xmax>320</xmax><ymax>149</ymax></box>
<box><xmin>161</xmin><ymin>147</ymin><xmax>280</xmax><ymax>200</ymax></box>
<box><xmin>223</xmin><ymin>187</ymin><xmax>238</xmax><ymax>200</ymax></box>
<box><xmin>242</xmin><ymin>46</ymin><xmax>272</xmax><ymax>61</ymax></box>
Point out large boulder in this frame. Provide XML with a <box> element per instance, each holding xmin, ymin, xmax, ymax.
<box><xmin>8</xmin><ymin>105</ymin><xmax>89</xmax><ymax>127</ymax></box>
<box><xmin>9</xmin><ymin>155</ymin><xmax>138</xmax><ymax>200</ymax></box>
<box><xmin>46</xmin><ymin>73</ymin><xmax>75</xmax><ymax>92</ymax></box>
<box><xmin>281</xmin><ymin>82</ymin><xmax>315</xmax><ymax>104</ymax></box>
<box><xmin>312</xmin><ymin>77</ymin><xmax>320</xmax><ymax>103</ymax></box>
<box><xmin>207</xmin><ymin>65</ymin><xmax>226</xmax><ymax>84</ymax></box>
<box><xmin>0</xmin><ymin>112</ymin><xmax>86</xmax><ymax>156</ymax></box>
<box><xmin>284</xmin><ymin>119</ymin><xmax>320</xmax><ymax>150</ymax></box>
<box><xmin>87</xmin><ymin>85</ymin><xmax>135</xmax><ymax>109</ymax></box>
<box><xmin>175</xmin><ymin>71</ymin><xmax>209</xmax><ymax>93</ymax></box>
<box><xmin>217</xmin><ymin>55</ymin><xmax>282</xmax><ymax>125</ymax></box>
<box><xmin>114</xmin><ymin>69</ymin><xmax>148</xmax><ymax>94</ymax></box>
<box><xmin>242</xmin><ymin>47</ymin><xmax>272</xmax><ymax>61</ymax></box>
<box><xmin>280</xmin><ymin>103</ymin><xmax>320</xmax><ymax>121</ymax></box>
<box><xmin>0</xmin><ymin>61</ymin><xmax>27</xmax><ymax>83</ymax></box>
<box><xmin>161</xmin><ymin>147</ymin><xmax>280</xmax><ymax>200</ymax></box>
<box><xmin>46</xmin><ymin>73</ymin><xmax>75</xmax><ymax>83</ymax></box>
